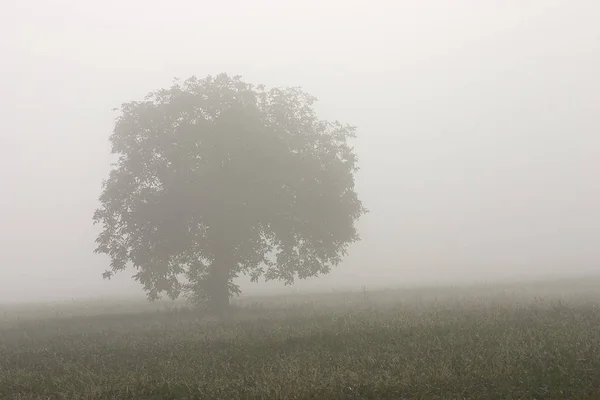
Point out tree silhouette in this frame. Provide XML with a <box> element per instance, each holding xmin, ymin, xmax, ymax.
<box><xmin>93</xmin><ymin>74</ymin><xmax>366</xmax><ymax>313</ymax></box>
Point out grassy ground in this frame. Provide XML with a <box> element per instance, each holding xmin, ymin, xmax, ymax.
<box><xmin>2</xmin><ymin>278</ymin><xmax>600</xmax><ymax>399</ymax></box>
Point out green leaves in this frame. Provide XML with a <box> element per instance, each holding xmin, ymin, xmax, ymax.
<box><xmin>93</xmin><ymin>73</ymin><xmax>366</xmax><ymax>303</ymax></box>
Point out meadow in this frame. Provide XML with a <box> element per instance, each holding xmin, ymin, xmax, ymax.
<box><xmin>2</xmin><ymin>278</ymin><xmax>600</xmax><ymax>399</ymax></box>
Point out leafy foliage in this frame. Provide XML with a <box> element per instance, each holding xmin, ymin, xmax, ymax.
<box><xmin>93</xmin><ymin>73</ymin><xmax>366</xmax><ymax>304</ymax></box>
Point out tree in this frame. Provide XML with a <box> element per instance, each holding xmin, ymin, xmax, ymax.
<box><xmin>93</xmin><ymin>73</ymin><xmax>366</xmax><ymax>313</ymax></box>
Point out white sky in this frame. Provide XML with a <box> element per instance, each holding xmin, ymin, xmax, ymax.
<box><xmin>1</xmin><ymin>0</ymin><xmax>599</xmax><ymax>302</ymax></box>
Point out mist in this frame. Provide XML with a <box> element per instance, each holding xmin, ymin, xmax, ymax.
<box><xmin>1</xmin><ymin>0</ymin><xmax>599</xmax><ymax>303</ymax></box>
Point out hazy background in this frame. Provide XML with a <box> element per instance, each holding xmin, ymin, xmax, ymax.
<box><xmin>1</xmin><ymin>0</ymin><xmax>598</xmax><ymax>303</ymax></box>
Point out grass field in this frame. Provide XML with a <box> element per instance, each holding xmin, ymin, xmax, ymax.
<box><xmin>2</xmin><ymin>278</ymin><xmax>600</xmax><ymax>399</ymax></box>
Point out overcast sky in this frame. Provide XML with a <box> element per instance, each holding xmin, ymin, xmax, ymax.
<box><xmin>1</xmin><ymin>0</ymin><xmax>599</xmax><ymax>302</ymax></box>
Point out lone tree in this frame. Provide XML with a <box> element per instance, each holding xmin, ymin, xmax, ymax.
<box><xmin>93</xmin><ymin>73</ymin><xmax>366</xmax><ymax>313</ymax></box>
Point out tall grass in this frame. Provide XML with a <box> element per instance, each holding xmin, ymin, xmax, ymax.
<box><xmin>2</xmin><ymin>278</ymin><xmax>600</xmax><ymax>399</ymax></box>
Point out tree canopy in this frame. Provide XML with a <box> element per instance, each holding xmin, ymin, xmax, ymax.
<box><xmin>93</xmin><ymin>73</ymin><xmax>366</xmax><ymax>312</ymax></box>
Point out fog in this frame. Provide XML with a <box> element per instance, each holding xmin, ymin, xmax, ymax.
<box><xmin>1</xmin><ymin>0</ymin><xmax>599</xmax><ymax>303</ymax></box>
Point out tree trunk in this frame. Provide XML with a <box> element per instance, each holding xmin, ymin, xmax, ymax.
<box><xmin>208</xmin><ymin>256</ymin><xmax>231</xmax><ymax>316</ymax></box>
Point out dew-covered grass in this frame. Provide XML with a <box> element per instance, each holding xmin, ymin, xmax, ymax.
<box><xmin>2</xmin><ymin>278</ymin><xmax>600</xmax><ymax>399</ymax></box>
